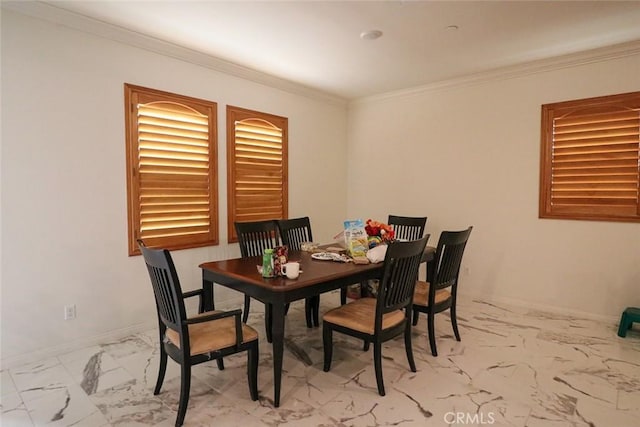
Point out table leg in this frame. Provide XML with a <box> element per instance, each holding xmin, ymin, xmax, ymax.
<box><xmin>202</xmin><ymin>278</ymin><xmax>215</xmax><ymax>312</ymax></box>
<box><xmin>271</xmin><ymin>302</ymin><xmax>286</xmax><ymax>407</ymax></box>
<box><xmin>265</xmin><ymin>304</ymin><xmax>273</xmax><ymax>343</ymax></box>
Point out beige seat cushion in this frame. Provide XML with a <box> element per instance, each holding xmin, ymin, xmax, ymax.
<box><xmin>323</xmin><ymin>297</ymin><xmax>405</xmax><ymax>335</ymax></box>
<box><xmin>413</xmin><ymin>281</ymin><xmax>451</xmax><ymax>308</ymax></box>
<box><xmin>165</xmin><ymin>311</ymin><xmax>258</xmax><ymax>356</ymax></box>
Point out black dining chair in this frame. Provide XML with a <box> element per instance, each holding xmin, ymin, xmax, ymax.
<box><xmin>235</xmin><ymin>220</ymin><xmax>281</xmax><ymax>340</ymax></box>
<box><xmin>277</xmin><ymin>217</ymin><xmax>313</xmax><ymax>251</ymax></box>
<box><xmin>322</xmin><ymin>236</ymin><xmax>429</xmax><ymax>396</ymax></box>
<box><xmin>388</xmin><ymin>215</ymin><xmax>428</xmax><ymax>280</ymax></box>
<box><xmin>138</xmin><ymin>240</ymin><xmax>259</xmax><ymax>426</ymax></box>
<box><xmin>387</xmin><ymin>215</ymin><xmax>427</xmax><ymax>241</ymax></box>
<box><xmin>277</xmin><ymin>217</ymin><xmax>319</xmax><ymax>328</ymax></box>
<box><xmin>412</xmin><ymin>227</ymin><xmax>472</xmax><ymax>356</ymax></box>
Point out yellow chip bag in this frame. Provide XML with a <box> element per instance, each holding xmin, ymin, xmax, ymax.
<box><xmin>343</xmin><ymin>219</ymin><xmax>368</xmax><ymax>258</ymax></box>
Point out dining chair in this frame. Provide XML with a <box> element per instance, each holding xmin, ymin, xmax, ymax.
<box><xmin>277</xmin><ymin>217</ymin><xmax>319</xmax><ymax>328</ymax></box>
<box><xmin>388</xmin><ymin>215</ymin><xmax>428</xmax><ymax>282</ymax></box>
<box><xmin>322</xmin><ymin>236</ymin><xmax>429</xmax><ymax>396</ymax></box>
<box><xmin>235</xmin><ymin>220</ymin><xmax>281</xmax><ymax>341</ymax></box>
<box><xmin>387</xmin><ymin>215</ymin><xmax>427</xmax><ymax>241</ymax></box>
<box><xmin>138</xmin><ymin>240</ymin><xmax>259</xmax><ymax>427</ymax></box>
<box><xmin>412</xmin><ymin>227</ymin><xmax>472</xmax><ymax>356</ymax></box>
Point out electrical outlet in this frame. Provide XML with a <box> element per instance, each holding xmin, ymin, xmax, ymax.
<box><xmin>64</xmin><ymin>304</ymin><xmax>76</xmax><ymax>320</ymax></box>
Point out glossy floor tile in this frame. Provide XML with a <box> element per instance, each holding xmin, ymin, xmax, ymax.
<box><xmin>2</xmin><ymin>293</ymin><xmax>639</xmax><ymax>426</ymax></box>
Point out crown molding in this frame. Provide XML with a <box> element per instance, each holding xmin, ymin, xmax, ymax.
<box><xmin>1</xmin><ymin>1</ymin><xmax>348</xmax><ymax>107</ymax></box>
<box><xmin>352</xmin><ymin>39</ymin><xmax>640</xmax><ymax>105</ymax></box>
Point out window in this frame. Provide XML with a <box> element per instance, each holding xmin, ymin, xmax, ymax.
<box><xmin>226</xmin><ymin>105</ymin><xmax>288</xmax><ymax>242</ymax></box>
<box><xmin>125</xmin><ymin>84</ymin><xmax>218</xmax><ymax>255</ymax></box>
<box><xmin>539</xmin><ymin>91</ymin><xmax>640</xmax><ymax>222</ymax></box>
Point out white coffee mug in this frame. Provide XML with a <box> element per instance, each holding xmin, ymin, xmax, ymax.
<box><xmin>282</xmin><ymin>262</ymin><xmax>300</xmax><ymax>279</ymax></box>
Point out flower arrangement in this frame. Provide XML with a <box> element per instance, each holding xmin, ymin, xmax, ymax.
<box><xmin>364</xmin><ymin>219</ymin><xmax>395</xmax><ymax>248</ymax></box>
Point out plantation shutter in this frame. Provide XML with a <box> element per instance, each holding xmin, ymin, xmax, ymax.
<box><xmin>540</xmin><ymin>91</ymin><xmax>640</xmax><ymax>222</ymax></box>
<box><xmin>126</xmin><ymin>84</ymin><xmax>218</xmax><ymax>255</ymax></box>
<box><xmin>227</xmin><ymin>106</ymin><xmax>288</xmax><ymax>242</ymax></box>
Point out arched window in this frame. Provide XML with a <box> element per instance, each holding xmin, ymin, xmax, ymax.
<box><xmin>125</xmin><ymin>84</ymin><xmax>218</xmax><ymax>255</ymax></box>
<box><xmin>227</xmin><ymin>105</ymin><xmax>288</xmax><ymax>242</ymax></box>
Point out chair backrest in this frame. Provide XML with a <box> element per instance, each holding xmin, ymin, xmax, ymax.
<box><xmin>375</xmin><ymin>236</ymin><xmax>429</xmax><ymax>330</ymax></box>
<box><xmin>387</xmin><ymin>215</ymin><xmax>427</xmax><ymax>241</ymax></box>
<box><xmin>137</xmin><ymin>240</ymin><xmax>187</xmax><ymax>333</ymax></box>
<box><xmin>277</xmin><ymin>217</ymin><xmax>313</xmax><ymax>251</ymax></box>
<box><xmin>432</xmin><ymin>227</ymin><xmax>473</xmax><ymax>293</ymax></box>
<box><xmin>235</xmin><ymin>220</ymin><xmax>280</xmax><ymax>258</ymax></box>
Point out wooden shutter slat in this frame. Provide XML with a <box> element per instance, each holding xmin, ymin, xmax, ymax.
<box><xmin>235</xmin><ymin>162</ymin><xmax>282</xmax><ymax>170</ymax></box>
<box><xmin>141</xmin><ymin>214</ymin><xmax>209</xmax><ymax>221</ymax></box>
<box><xmin>140</xmin><ymin>149</ymin><xmax>209</xmax><ymax>162</ymax></box>
<box><xmin>553</xmin><ymin>180</ymin><xmax>637</xmax><ymax>187</ymax></box>
<box><xmin>236</xmin><ymin>138</ymin><xmax>282</xmax><ymax>147</ymax></box>
<box><xmin>554</xmin><ymin>144</ymin><xmax>637</xmax><ymax>154</ymax></box>
<box><xmin>139</xmin><ymin>168</ymin><xmax>208</xmax><ymax>177</ymax></box>
<box><xmin>235</xmin><ymin>205</ymin><xmax>283</xmax><ymax>213</ymax></box>
<box><xmin>555</xmin><ymin>110</ymin><xmax>638</xmax><ymax>126</ymax></box>
<box><xmin>552</xmin><ymin>151</ymin><xmax>637</xmax><ymax>162</ymax></box>
<box><xmin>139</xmin><ymin>132</ymin><xmax>209</xmax><ymax>145</ymax></box>
<box><xmin>553</xmin><ymin>159</ymin><xmax>637</xmax><ymax>169</ymax></box>
<box><xmin>236</xmin><ymin>205</ymin><xmax>284</xmax><ymax>213</ymax></box>
<box><xmin>138</xmin><ymin>119</ymin><xmax>209</xmax><ymax>133</ymax></box>
<box><xmin>554</xmin><ymin>137</ymin><xmax>638</xmax><ymax>148</ymax></box>
<box><xmin>138</xmin><ymin>104</ymin><xmax>208</xmax><ymax>124</ymax></box>
<box><xmin>137</xmin><ymin>117</ymin><xmax>208</xmax><ymax>133</ymax></box>
<box><xmin>235</xmin><ymin>213</ymin><xmax>282</xmax><ymax>222</ymax></box>
<box><xmin>236</xmin><ymin>123</ymin><xmax>282</xmax><ymax>135</ymax></box>
<box><xmin>139</xmin><ymin>141</ymin><xmax>209</xmax><ymax>154</ymax></box>
<box><xmin>141</xmin><ymin>208</ymin><xmax>209</xmax><ymax>217</ymax></box>
<box><xmin>551</xmin><ymin>197</ymin><xmax>637</xmax><ymax>206</ymax></box>
<box><xmin>553</xmin><ymin>192</ymin><xmax>638</xmax><ymax>202</ymax></box>
<box><xmin>235</xmin><ymin>145</ymin><xmax>283</xmax><ymax>154</ymax></box>
<box><xmin>553</xmin><ymin>179</ymin><xmax>637</xmax><ymax>187</ymax></box>
<box><xmin>140</xmin><ymin>177</ymin><xmax>209</xmax><ymax>187</ymax></box>
<box><xmin>552</xmin><ymin>166</ymin><xmax>638</xmax><ymax>175</ymax></box>
<box><xmin>141</xmin><ymin>225</ymin><xmax>211</xmax><ymax>239</ymax></box>
<box><xmin>554</xmin><ymin>118</ymin><xmax>638</xmax><ymax>133</ymax></box>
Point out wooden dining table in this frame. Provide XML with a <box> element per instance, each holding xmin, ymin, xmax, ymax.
<box><xmin>199</xmin><ymin>246</ymin><xmax>435</xmax><ymax>407</ymax></box>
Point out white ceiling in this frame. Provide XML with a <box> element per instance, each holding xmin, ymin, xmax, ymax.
<box><xmin>6</xmin><ymin>1</ymin><xmax>640</xmax><ymax>100</ymax></box>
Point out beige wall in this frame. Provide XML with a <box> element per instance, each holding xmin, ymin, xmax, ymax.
<box><xmin>346</xmin><ymin>55</ymin><xmax>640</xmax><ymax>318</ymax></box>
<box><xmin>1</xmin><ymin>11</ymin><xmax>348</xmax><ymax>364</ymax></box>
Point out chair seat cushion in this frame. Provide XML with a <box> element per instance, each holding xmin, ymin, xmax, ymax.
<box><xmin>166</xmin><ymin>311</ymin><xmax>259</xmax><ymax>356</ymax></box>
<box><xmin>413</xmin><ymin>281</ymin><xmax>451</xmax><ymax>307</ymax></box>
<box><xmin>323</xmin><ymin>297</ymin><xmax>405</xmax><ymax>335</ymax></box>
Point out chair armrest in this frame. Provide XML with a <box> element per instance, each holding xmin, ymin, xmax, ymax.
<box><xmin>182</xmin><ymin>289</ymin><xmax>206</xmax><ymax>313</ymax></box>
<box><xmin>186</xmin><ymin>309</ymin><xmax>241</xmax><ymax>324</ymax></box>
<box><xmin>186</xmin><ymin>309</ymin><xmax>244</xmax><ymax>345</ymax></box>
<box><xmin>182</xmin><ymin>289</ymin><xmax>203</xmax><ymax>299</ymax></box>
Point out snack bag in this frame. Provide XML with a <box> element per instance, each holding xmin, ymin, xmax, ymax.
<box><xmin>343</xmin><ymin>219</ymin><xmax>368</xmax><ymax>258</ymax></box>
<box><xmin>273</xmin><ymin>246</ymin><xmax>288</xmax><ymax>276</ymax></box>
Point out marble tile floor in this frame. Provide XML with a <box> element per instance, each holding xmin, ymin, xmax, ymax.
<box><xmin>2</xmin><ymin>292</ymin><xmax>639</xmax><ymax>427</ymax></box>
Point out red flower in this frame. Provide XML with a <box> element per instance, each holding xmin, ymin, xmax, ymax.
<box><xmin>365</xmin><ymin>219</ymin><xmax>395</xmax><ymax>241</ymax></box>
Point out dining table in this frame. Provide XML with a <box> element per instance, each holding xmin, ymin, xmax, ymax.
<box><xmin>199</xmin><ymin>245</ymin><xmax>435</xmax><ymax>407</ymax></box>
